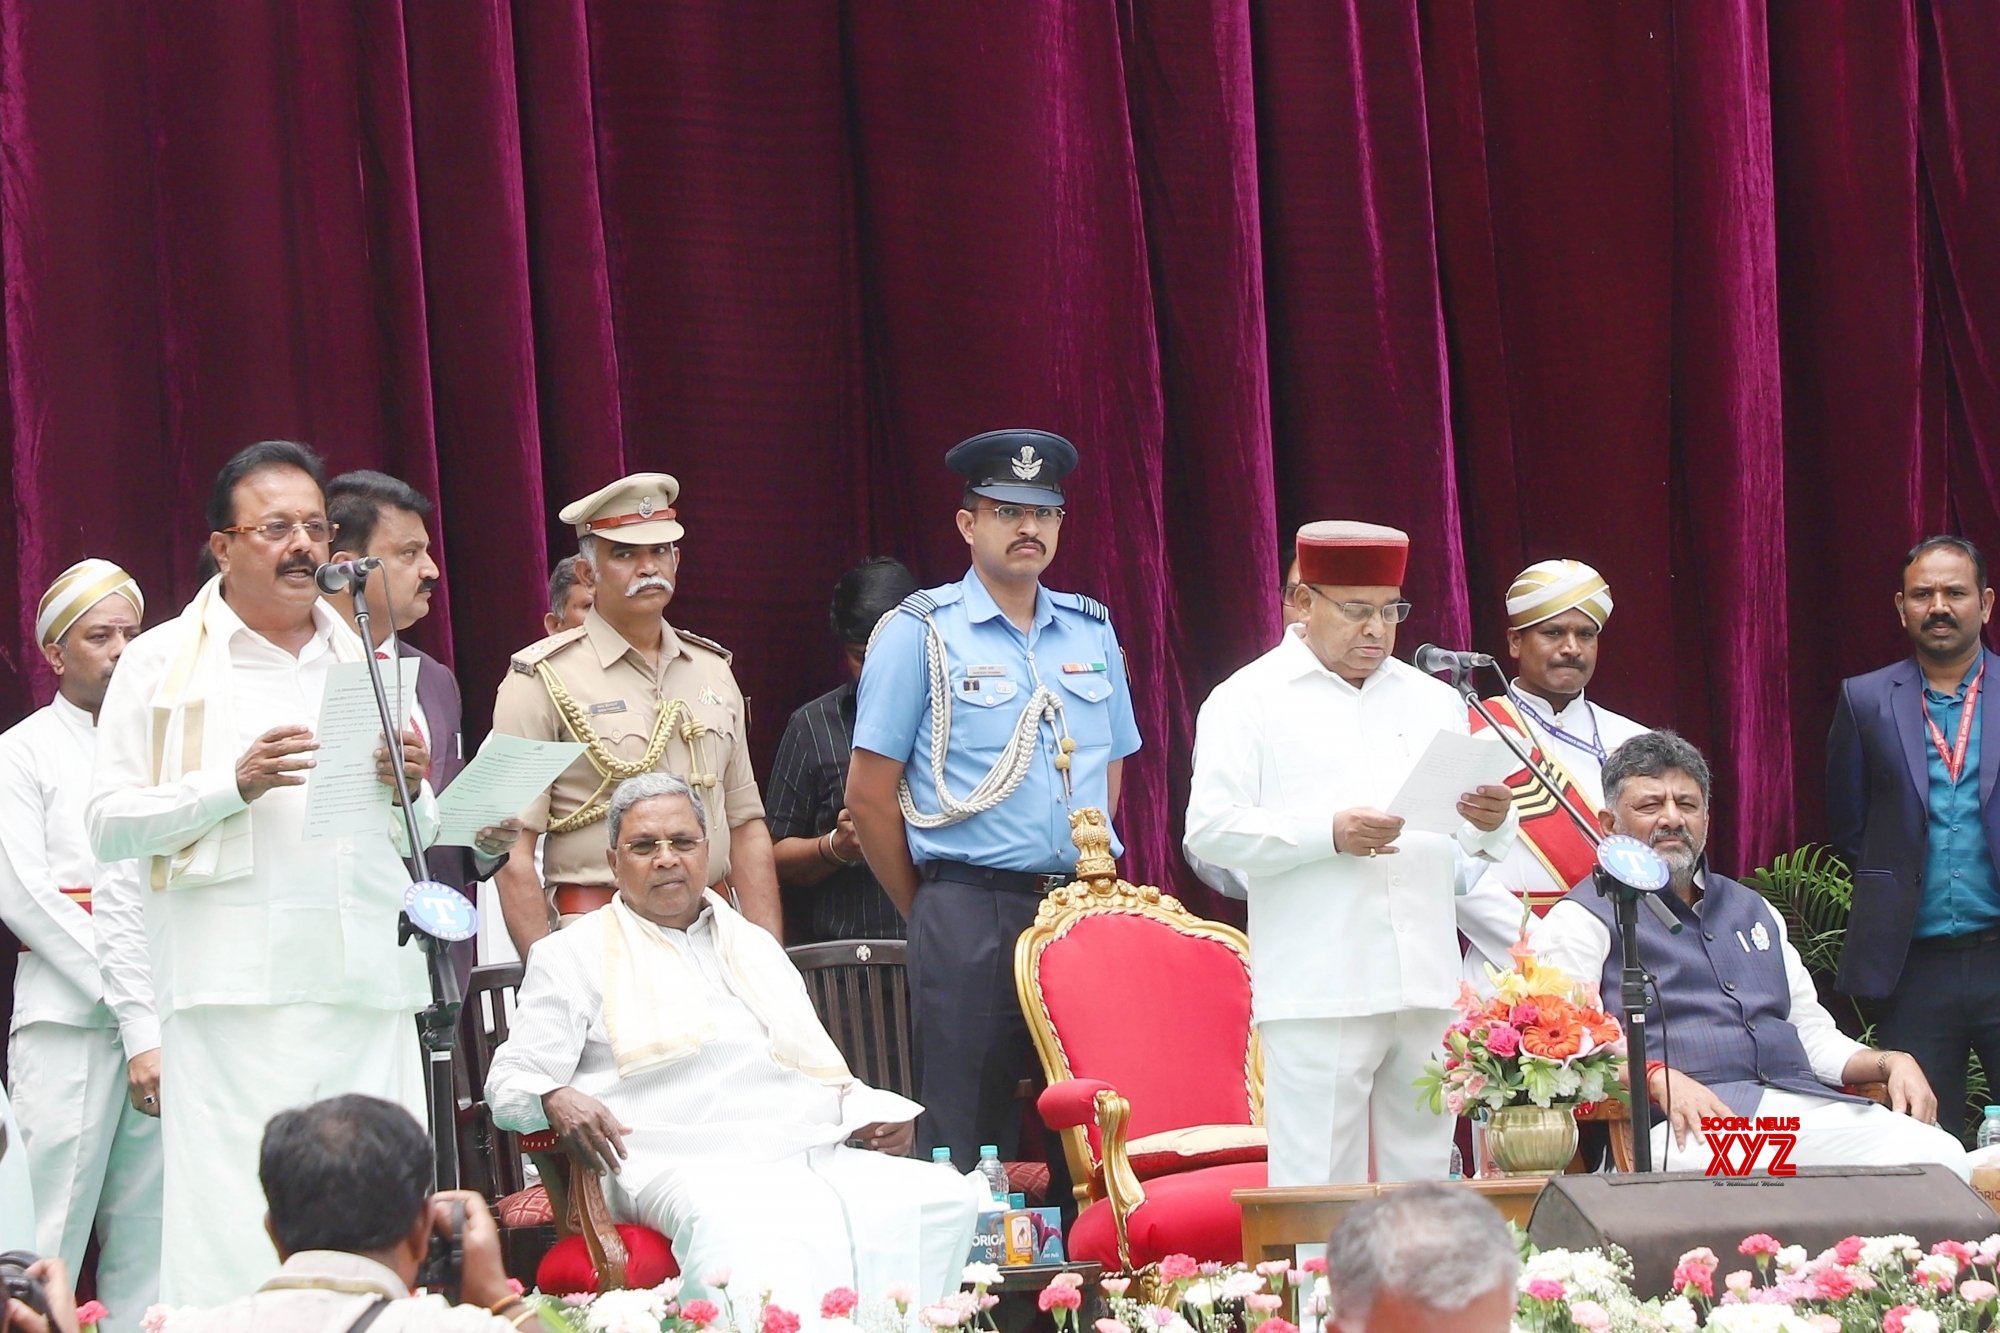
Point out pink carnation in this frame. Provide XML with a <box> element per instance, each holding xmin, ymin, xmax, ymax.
<box><xmin>681</xmin><ymin>1299</ymin><xmax>721</xmax><ymax>1327</ymax></box>
<box><xmin>1932</xmin><ymin>1240</ymin><xmax>1973</xmax><ymax>1264</ymax></box>
<box><xmin>1485</xmin><ymin>1023</ymin><xmax>1522</xmax><ymax>1057</ymax></box>
<box><xmin>1724</xmin><ymin>1270</ymin><xmax>1754</xmax><ymax>1294</ymax></box>
<box><xmin>1301</xmin><ymin>1256</ymin><xmax>1326</xmax><ymax>1275</ymax></box>
<box><xmin>1261</xmin><ymin>1323</ymin><xmax>1299</xmax><ymax>1333</ymax></box>
<box><xmin>1038</xmin><ymin>1286</ymin><xmax>1083</xmax><ymax>1312</ymax></box>
<box><xmin>1812</xmin><ymin>1267</ymin><xmax>1856</xmax><ymax>1301</ymax></box>
<box><xmin>75</xmin><ymin>1302</ymin><xmax>109</xmax><ymax>1326</ymax></box>
<box><xmin>1100</xmin><ymin>1278</ymin><xmax>1131</xmax><ymax>1297</ymax></box>
<box><xmin>1568</xmin><ymin>1300</ymin><xmax>1610</xmax><ymax>1332</ymax></box>
<box><xmin>141</xmin><ymin>1310</ymin><xmax>174</xmax><ymax>1333</ymax></box>
<box><xmin>1246</xmin><ymin>1294</ymin><xmax>1283</xmax><ymax>1313</ymax></box>
<box><xmin>1671</xmin><ymin>1263</ymin><xmax>1714</xmax><ymax>1299</ymax></box>
<box><xmin>1738</xmin><ymin>1233</ymin><xmax>1781</xmax><ymax>1258</ymax></box>
<box><xmin>885</xmin><ymin>1285</ymin><xmax>918</xmax><ymax>1310</ymax></box>
<box><xmin>1051</xmin><ymin>1272</ymin><xmax>1085</xmax><ymax>1290</ymax></box>
<box><xmin>1963</xmin><ymin>1279</ymin><xmax>1999</xmax><ymax>1303</ymax></box>
<box><xmin>1883</xmin><ymin>1306</ymin><xmax>1915</xmax><ymax>1333</ymax></box>
<box><xmin>1158</xmin><ymin>1254</ymin><xmax>1200</xmax><ymax>1281</ymax></box>
<box><xmin>1525</xmin><ymin>1278</ymin><xmax>1565</xmax><ymax>1302</ymax></box>
<box><xmin>1832</xmin><ymin>1236</ymin><xmax>1866</xmax><ymax>1266</ymax></box>
<box><xmin>1510</xmin><ymin>1002</ymin><xmax>1542</xmax><ymax>1027</ymax></box>
<box><xmin>821</xmin><ymin>1288</ymin><xmax>860</xmax><ymax>1319</ymax></box>
<box><xmin>761</xmin><ymin>1305</ymin><xmax>801</xmax><ymax>1333</ymax></box>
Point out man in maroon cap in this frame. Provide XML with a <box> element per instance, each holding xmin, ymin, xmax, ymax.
<box><xmin>1185</xmin><ymin>521</ymin><xmax>1516</xmax><ymax>1186</ymax></box>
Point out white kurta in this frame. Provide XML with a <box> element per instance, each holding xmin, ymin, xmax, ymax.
<box><xmin>0</xmin><ymin>697</ymin><xmax>162</xmax><ymax>1333</ymax></box>
<box><xmin>1184</xmin><ymin>642</ymin><xmax>1516</xmax><ymax>1185</ymax></box>
<box><xmin>88</xmin><ymin>592</ymin><xmax>430</xmax><ymax>1307</ymax></box>
<box><xmin>1457</xmin><ymin>687</ymin><xmax>1648</xmax><ymax>984</ymax></box>
<box><xmin>1531</xmin><ymin>891</ymin><xmax>1971</xmax><ymax>1176</ymax></box>
<box><xmin>486</xmin><ymin>906</ymin><xmax>981</xmax><ymax>1315</ymax></box>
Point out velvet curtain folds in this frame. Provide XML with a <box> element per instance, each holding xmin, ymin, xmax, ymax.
<box><xmin>0</xmin><ymin>2</ymin><xmax>1996</xmax><ymax>911</ymax></box>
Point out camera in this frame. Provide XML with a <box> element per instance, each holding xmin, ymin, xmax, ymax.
<box><xmin>0</xmin><ymin>1253</ymin><xmax>47</xmax><ymax>1319</ymax></box>
<box><xmin>416</xmin><ymin>1201</ymin><xmax>465</xmax><ymax>1305</ymax></box>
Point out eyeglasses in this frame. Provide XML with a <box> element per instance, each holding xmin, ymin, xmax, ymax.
<box><xmin>977</xmin><ymin>504</ymin><xmax>1066</xmax><ymax>524</ymax></box>
<box><xmin>219</xmin><ymin>518</ymin><xmax>332</xmax><ymax>544</ymax></box>
<box><xmin>620</xmin><ymin>835</ymin><xmax>708</xmax><ymax>859</ymax></box>
<box><xmin>1302</xmin><ymin>585</ymin><xmax>1413</xmax><ymax>624</ymax></box>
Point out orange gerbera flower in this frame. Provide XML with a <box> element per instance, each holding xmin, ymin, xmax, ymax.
<box><xmin>1519</xmin><ymin>1018</ymin><xmax>1585</xmax><ymax>1060</ymax></box>
<box><xmin>1585</xmin><ymin>1012</ymin><xmax>1624</xmax><ymax>1046</ymax></box>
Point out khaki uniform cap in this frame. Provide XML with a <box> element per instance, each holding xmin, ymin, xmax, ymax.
<box><xmin>561</xmin><ymin>472</ymin><xmax>684</xmax><ymax>546</ymax></box>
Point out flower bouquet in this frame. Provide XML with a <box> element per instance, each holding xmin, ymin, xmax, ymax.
<box><xmin>1415</xmin><ymin>939</ymin><xmax>1626</xmax><ymax>1174</ymax></box>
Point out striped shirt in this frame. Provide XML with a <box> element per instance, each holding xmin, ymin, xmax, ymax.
<box><xmin>766</xmin><ymin>682</ymin><xmax>905</xmax><ymax>941</ymax></box>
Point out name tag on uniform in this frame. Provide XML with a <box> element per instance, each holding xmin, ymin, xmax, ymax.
<box><xmin>588</xmin><ymin>700</ymin><xmax>628</xmax><ymax>716</ymax></box>
<box><xmin>966</xmin><ymin>664</ymin><xmax>1008</xmax><ymax>678</ymax></box>
<box><xmin>1062</xmin><ymin>662</ymin><xmax>1107</xmax><ymax>674</ymax></box>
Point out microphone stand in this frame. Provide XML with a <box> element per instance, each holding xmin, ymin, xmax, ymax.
<box><xmin>352</xmin><ymin>569</ymin><xmax>463</xmax><ymax>1192</ymax></box>
<box><xmin>1440</xmin><ymin>660</ymin><xmax>1661</xmax><ymax>1174</ymax></box>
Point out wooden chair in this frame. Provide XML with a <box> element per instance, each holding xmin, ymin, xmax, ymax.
<box><xmin>458</xmin><ymin>961</ymin><xmax>650</xmax><ymax>1291</ymax></box>
<box><xmin>785</xmin><ymin>939</ymin><xmax>915</xmax><ymax>1099</ymax></box>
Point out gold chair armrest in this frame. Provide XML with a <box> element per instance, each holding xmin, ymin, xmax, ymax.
<box><xmin>1094</xmin><ymin>1088</ymin><xmax>1147</xmax><ymax>1274</ymax></box>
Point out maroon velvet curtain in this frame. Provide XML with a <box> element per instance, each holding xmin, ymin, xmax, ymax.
<box><xmin>2</xmin><ymin>1</ymin><xmax>1996</xmax><ymax>913</ymax></box>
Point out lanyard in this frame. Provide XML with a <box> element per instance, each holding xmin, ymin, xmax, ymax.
<box><xmin>1923</xmin><ymin>661</ymin><xmax>1985</xmax><ymax>785</ymax></box>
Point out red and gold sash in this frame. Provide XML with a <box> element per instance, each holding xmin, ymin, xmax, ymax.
<box><xmin>18</xmin><ymin>886</ymin><xmax>91</xmax><ymax>953</ymax></box>
<box><xmin>1468</xmin><ymin>699</ymin><xmax>1598</xmax><ymax>908</ymax></box>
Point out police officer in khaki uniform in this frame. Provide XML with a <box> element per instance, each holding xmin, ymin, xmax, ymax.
<box><xmin>490</xmin><ymin>473</ymin><xmax>782</xmax><ymax>954</ymax></box>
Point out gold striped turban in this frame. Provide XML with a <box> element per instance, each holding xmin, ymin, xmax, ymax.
<box><xmin>1506</xmin><ymin>559</ymin><xmax>1611</xmax><ymax>630</ymax></box>
<box><xmin>37</xmin><ymin>559</ymin><xmax>144</xmax><ymax>646</ymax></box>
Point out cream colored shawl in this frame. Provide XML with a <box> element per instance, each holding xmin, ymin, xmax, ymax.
<box><xmin>600</xmin><ymin>890</ymin><xmax>851</xmax><ymax>1083</ymax></box>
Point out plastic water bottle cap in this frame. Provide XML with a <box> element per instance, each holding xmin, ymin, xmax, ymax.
<box><xmin>1986</xmin><ymin>1106</ymin><xmax>2000</xmax><ymax>1117</ymax></box>
<box><xmin>1008</xmin><ymin>1192</ymin><xmax>1026</xmax><ymax>1208</ymax></box>
<box><xmin>979</xmin><ymin>1144</ymin><xmax>1000</xmax><ymax>1158</ymax></box>
<box><xmin>932</xmin><ymin>1147</ymin><xmax>951</xmax><ymax>1162</ymax></box>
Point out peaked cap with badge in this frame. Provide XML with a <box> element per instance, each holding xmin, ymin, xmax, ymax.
<box><xmin>489</xmin><ymin>472</ymin><xmax>763</xmax><ymax>914</ymax></box>
<box><xmin>946</xmin><ymin>428</ymin><xmax>1078</xmax><ymax>507</ymax></box>
<box><xmin>563</xmin><ymin>472</ymin><xmax>684</xmax><ymax>546</ymax></box>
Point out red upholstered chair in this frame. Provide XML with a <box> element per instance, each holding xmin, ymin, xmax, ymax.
<box><xmin>459</xmin><ymin>962</ymin><xmax>678</xmax><ymax>1294</ymax></box>
<box><xmin>1014</xmin><ymin>809</ymin><xmax>1266</xmax><ymax>1274</ymax></box>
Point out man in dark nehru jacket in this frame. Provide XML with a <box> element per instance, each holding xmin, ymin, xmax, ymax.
<box><xmin>848</xmin><ymin>429</ymin><xmax>1141</xmax><ymax>1166</ymax></box>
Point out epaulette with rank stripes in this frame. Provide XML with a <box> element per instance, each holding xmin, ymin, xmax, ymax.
<box><xmin>509</xmin><ymin>624</ymin><xmax>589</xmax><ymax>674</ymax></box>
<box><xmin>1051</xmin><ymin>590</ymin><xmax>1110</xmax><ymax>622</ymax></box>
<box><xmin>892</xmin><ymin>586</ymin><xmax>957</xmax><ymax>620</ymax></box>
<box><xmin>677</xmin><ymin>628</ymin><xmax>733</xmax><ymax>664</ymax></box>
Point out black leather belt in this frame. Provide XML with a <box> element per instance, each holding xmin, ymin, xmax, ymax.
<box><xmin>921</xmin><ymin>861</ymin><xmax>1070</xmax><ymax>896</ymax></box>
<box><xmin>1911</xmin><ymin>924</ymin><xmax>2000</xmax><ymax>952</ymax></box>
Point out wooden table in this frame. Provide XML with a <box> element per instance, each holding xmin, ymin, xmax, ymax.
<box><xmin>1234</xmin><ymin>1178</ymin><xmax>1549</xmax><ymax>1267</ymax></box>
<box><xmin>986</xmin><ymin>1262</ymin><xmax>1103</xmax><ymax>1333</ymax></box>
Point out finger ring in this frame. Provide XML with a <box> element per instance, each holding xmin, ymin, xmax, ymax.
<box><xmin>143</xmin><ymin>1095</ymin><xmax>157</xmax><ymax>1104</ymax></box>
<box><xmin>1368</xmin><ymin>848</ymin><xmax>1378</xmax><ymax>858</ymax></box>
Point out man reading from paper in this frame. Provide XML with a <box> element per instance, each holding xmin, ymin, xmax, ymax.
<box><xmin>485</xmin><ymin>773</ymin><xmax>980</xmax><ymax>1313</ymax></box>
<box><xmin>87</xmin><ymin>441</ymin><xmax>435</xmax><ymax>1306</ymax></box>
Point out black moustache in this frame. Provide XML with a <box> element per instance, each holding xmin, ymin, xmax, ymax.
<box><xmin>1926</xmin><ymin>615</ymin><xmax>1958</xmax><ymax>630</ymax></box>
<box><xmin>279</xmin><ymin>559</ymin><xmax>316</xmax><ymax>575</ymax></box>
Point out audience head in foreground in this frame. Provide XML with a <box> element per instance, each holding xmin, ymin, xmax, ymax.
<box><xmin>1325</xmin><ymin>1182</ymin><xmax>1519</xmax><ymax>1332</ymax></box>
<box><xmin>164</xmin><ymin>1094</ymin><xmax>540</xmax><ymax>1331</ymax></box>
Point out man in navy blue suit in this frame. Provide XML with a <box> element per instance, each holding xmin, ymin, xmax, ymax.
<box><xmin>1827</xmin><ymin>534</ymin><xmax>2000</xmax><ymax>1139</ymax></box>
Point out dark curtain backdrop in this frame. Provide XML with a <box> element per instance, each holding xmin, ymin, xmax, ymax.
<box><xmin>2</xmin><ymin>0</ymin><xmax>1996</xmax><ymax>919</ymax></box>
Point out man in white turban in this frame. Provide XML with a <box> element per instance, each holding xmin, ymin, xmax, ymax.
<box><xmin>1455</xmin><ymin>559</ymin><xmax>1649</xmax><ymax>984</ymax></box>
<box><xmin>0</xmin><ymin>559</ymin><xmax>162</xmax><ymax>1332</ymax></box>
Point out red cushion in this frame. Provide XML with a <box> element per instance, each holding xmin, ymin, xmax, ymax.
<box><xmin>495</xmin><ymin>1185</ymin><xmax>554</xmax><ymax>1228</ymax></box>
<box><xmin>1003</xmin><ymin>1160</ymin><xmax>1051</xmax><ymax>1205</ymax></box>
<box><xmin>1036</xmin><ymin>915</ymin><xmax>1254</xmax><ymax>1141</ymax></box>
<box><xmin>535</xmin><ymin>1227</ymin><xmax>679</xmax><ymax>1295</ymax></box>
<box><xmin>1065</xmin><ymin>1161</ymin><xmax>1265</xmax><ymax>1269</ymax></box>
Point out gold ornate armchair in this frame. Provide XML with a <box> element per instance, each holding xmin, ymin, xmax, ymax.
<box><xmin>1014</xmin><ymin>810</ymin><xmax>1266</xmax><ymax>1272</ymax></box>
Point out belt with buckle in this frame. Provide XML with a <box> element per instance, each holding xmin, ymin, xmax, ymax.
<box><xmin>1911</xmin><ymin>924</ymin><xmax>2000</xmax><ymax>952</ymax></box>
<box><xmin>921</xmin><ymin>861</ymin><xmax>1071</xmax><ymax>896</ymax></box>
<box><xmin>551</xmin><ymin>883</ymin><xmax>617</xmax><ymax>916</ymax></box>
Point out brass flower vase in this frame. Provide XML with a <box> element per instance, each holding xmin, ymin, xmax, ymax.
<box><xmin>1485</xmin><ymin>1104</ymin><xmax>1578</xmax><ymax>1177</ymax></box>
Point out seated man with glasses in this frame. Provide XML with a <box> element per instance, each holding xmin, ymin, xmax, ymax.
<box><xmin>1186</xmin><ymin>521</ymin><xmax>1516</xmax><ymax>1187</ymax></box>
<box><xmin>485</xmin><ymin>773</ymin><xmax>980</xmax><ymax>1317</ymax></box>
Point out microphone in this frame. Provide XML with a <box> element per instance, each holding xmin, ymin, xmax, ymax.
<box><xmin>1412</xmin><ymin>643</ymin><xmax>1497</xmax><ymax>678</ymax></box>
<box><xmin>1594</xmin><ymin>834</ymin><xmax>1683</xmax><ymax>935</ymax></box>
<box><xmin>314</xmin><ymin>557</ymin><xmax>381</xmax><ymax>595</ymax></box>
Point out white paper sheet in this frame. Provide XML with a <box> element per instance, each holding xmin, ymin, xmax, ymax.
<box><xmin>302</xmin><ymin>661</ymin><xmax>418</xmax><ymax>841</ymax></box>
<box><xmin>1384</xmin><ymin>729</ymin><xmax>1520</xmax><ymax>836</ymax></box>
<box><xmin>433</xmin><ymin>733</ymin><xmax>587</xmax><ymax>847</ymax></box>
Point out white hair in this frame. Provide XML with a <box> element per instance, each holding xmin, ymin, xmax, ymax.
<box><xmin>1327</xmin><ymin>1182</ymin><xmax>1519</xmax><ymax>1321</ymax></box>
<box><xmin>607</xmin><ymin>773</ymin><xmax>707</xmax><ymax>845</ymax></box>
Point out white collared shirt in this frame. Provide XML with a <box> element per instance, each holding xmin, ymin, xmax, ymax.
<box><xmin>0</xmin><ymin>696</ymin><xmax>117</xmax><ymax>1030</ymax></box>
<box><xmin>90</xmin><ymin>589</ymin><xmax>429</xmax><ymax>1028</ymax></box>
<box><xmin>1185</xmin><ymin>637</ymin><xmax>1516</xmax><ymax>1020</ymax></box>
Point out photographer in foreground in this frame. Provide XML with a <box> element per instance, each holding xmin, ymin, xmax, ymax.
<box><xmin>168</xmin><ymin>1095</ymin><xmax>543</xmax><ymax>1332</ymax></box>
<box><xmin>3</xmin><ymin>1254</ymin><xmax>80</xmax><ymax>1333</ymax></box>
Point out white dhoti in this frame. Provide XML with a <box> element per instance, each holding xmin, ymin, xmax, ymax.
<box><xmin>9</xmin><ymin>1021</ymin><xmax>162</xmax><ymax>1333</ymax></box>
<box><xmin>159</xmin><ymin>1003</ymin><xmax>422</xmax><ymax>1307</ymax></box>
<box><xmin>1261</xmin><ymin>1010</ymin><xmax>1456</xmax><ymax>1187</ymax></box>
<box><xmin>1648</xmin><ymin>1088</ymin><xmax>1972</xmax><ymax>1179</ymax></box>
<box><xmin>625</xmin><ymin>1145</ymin><xmax>981</xmax><ymax>1319</ymax></box>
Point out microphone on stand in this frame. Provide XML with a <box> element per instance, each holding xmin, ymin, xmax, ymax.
<box><xmin>1412</xmin><ymin>643</ymin><xmax>1497</xmax><ymax>682</ymax></box>
<box><xmin>1595</xmin><ymin>834</ymin><xmax>1682</xmax><ymax>936</ymax></box>
<box><xmin>313</xmin><ymin>557</ymin><xmax>382</xmax><ymax>594</ymax></box>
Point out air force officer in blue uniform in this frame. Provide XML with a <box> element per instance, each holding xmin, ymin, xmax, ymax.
<box><xmin>847</xmin><ymin>429</ymin><xmax>1141</xmax><ymax>1166</ymax></box>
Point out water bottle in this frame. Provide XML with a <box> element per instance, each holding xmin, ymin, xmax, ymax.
<box><xmin>976</xmin><ymin>1144</ymin><xmax>1011</xmax><ymax>1202</ymax></box>
<box><xmin>1978</xmin><ymin>1107</ymin><xmax>2000</xmax><ymax>1151</ymax></box>
<box><xmin>1448</xmin><ymin>1144</ymin><xmax>1464</xmax><ymax>1180</ymax></box>
<box><xmin>932</xmin><ymin>1146</ymin><xmax>956</xmax><ymax>1172</ymax></box>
